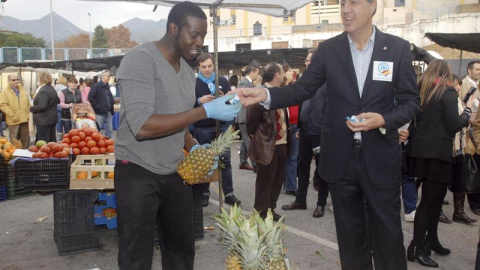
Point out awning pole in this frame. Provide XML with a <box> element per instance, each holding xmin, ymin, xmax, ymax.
<box><xmin>459</xmin><ymin>50</ymin><xmax>463</xmax><ymax>76</ymax></box>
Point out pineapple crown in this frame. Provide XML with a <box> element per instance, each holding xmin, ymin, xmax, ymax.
<box><xmin>210</xmin><ymin>125</ymin><xmax>240</xmax><ymax>155</ymax></box>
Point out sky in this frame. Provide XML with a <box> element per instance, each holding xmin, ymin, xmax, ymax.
<box><xmin>1</xmin><ymin>0</ymin><xmax>172</xmax><ymax>31</ymax></box>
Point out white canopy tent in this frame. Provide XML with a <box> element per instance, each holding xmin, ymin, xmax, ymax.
<box><xmin>77</xmin><ymin>0</ymin><xmax>316</xmax><ymax>207</ymax></box>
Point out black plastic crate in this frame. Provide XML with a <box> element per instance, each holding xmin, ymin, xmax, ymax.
<box><xmin>54</xmin><ymin>218</ymin><xmax>95</xmax><ymax>235</ymax></box>
<box><xmin>0</xmin><ymin>185</ymin><xmax>6</xmax><ymax>202</ymax></box>
<box><xmin>0</xmin><ymin>156</ymin><xmax>7</xmax><ymax>186</ymax></box>
<box><xmin>15</xmin><ymin>158</ymin><xmax>70</xmax><ymax>187</ymax></box>
<box><xmin>54</xmin><ymin>190</ymin><xmax>98</xmax><ymax>210</ymax></box>
<box><xmin>7</xmin><ymin>186</ymin><xmax>33</xmax><ymax>200</ymax></box>
<box><xmin>54</xmin><ymin>206</ymin><xmax>95</xmax><ymax>224</ymax></box>
<box><xmin>54</xmin><ymin>231</ymin><xmax>99</xmax><ymax>255</ymax></box>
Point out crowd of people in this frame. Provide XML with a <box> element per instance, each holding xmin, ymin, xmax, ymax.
<box><xmin>0</xmin><ymin>71</ymin><xmax>118</xmax><ymax>148</ymax></box>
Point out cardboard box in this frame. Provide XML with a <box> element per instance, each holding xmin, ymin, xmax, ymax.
<box><xmin>94</xmin><ymin>192</ymin><xmax>117</xmax><ymax>229</ymax></box>
<box><xmin>70</xmin><ymin>155</ymin><xmax>115</xmax><ymax>190</ymax></box>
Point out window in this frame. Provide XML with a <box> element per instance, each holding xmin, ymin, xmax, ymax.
<box><xmin>395</xmin><ymin>0</ymin><xmax>405</xmax><ymax>7</ymax></box>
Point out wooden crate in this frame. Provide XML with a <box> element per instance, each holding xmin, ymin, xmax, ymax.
<box><xmin>70</xmin><ymin>155</ymin><xmax>115</xmax><ymax>190</ymax></box>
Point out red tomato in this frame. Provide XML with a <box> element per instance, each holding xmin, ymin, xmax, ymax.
<box><xmin>99</xmin><ymin>147</ymin><xmax>107</xmax><ymax>154</ymax></box>
<box><xmin>40</xmin><ymin>146</ymin><xmax>51</xmax><ymax>154</ymax></box>
<box><xmin>52</xmin><ymin>144</ymin><xmax>64</xmax><ymax>153</ymax></box>
<box><xmin>85</xmin><ymin>129</ymin><xmax>94</xmax><ymax>136</ymax></box>
<box><xmin>28</xmin><ymin>146</ymin><xmax>39</xmax><ymax>152</ymax></box>
<box><xmin>84</xmin><ymin>136</ymin><xmax>93</xmax><ymax>143</ymax></box>
<box><xmin>92</xmin><ymin>132</ymin><xmax>101</xmax><ymax>142</ymax></box>
<box><xmin>54</xmin><ymin>151</ymin><xmax>64</xmax><ymax>158</ymax></box>
<box><xmin>72</xmin><ymin>148</ymin><xmax>81</xmax><ymax>156</ymax></box>
<box><xmin>97</xmin><ymin>140</ymin><xmax>106</xmax><ymax>148</ymax></box>
<box><xmin>69</xmin><ymin>129</ymin><xmax>79</xmax><ymax>137</ymax></box>
<box><xmin>70</xmin><ymin>143</ymin><xmax>78</xmax><ymax>149</ymax></box>
<box><xmin>38</xmin><ymin>152</ymin><xmax>48</xmax><ymax>159</ymax></box>
<box><xmin>87</xmin><ymin>140</ymin><xmax>97</xmax><ymax>149</ymax></box>
<box><xmin>90</xmin><ymin>147</ymin><xmax>100</xmax><ymax>155</ymax></box>
<box><xmin>60</xmin><ymin>143</ymin><xmax>69</xmax><ymax>149</ymax></box>
<box><xmin>62</xmin><ymin>138</ymin><xmax>71</xmax><ymax>144</ymax></box>
<box><xmin>106</xmin><ymin>145</ymin><xmax>115</xmax><ymax>153</ymax></box>
<box><xmin>81</xmin><ymin>147</ymin><xmax>90</xmax><ymax>155</ymax></box>
<box><xmin>78</xmin><ymin>132</ymin><xmax>86</xmax><ymax>140</ymax></box>
<box><xmin>105</xmin><ymin>139</ymin><xmax>114</xmax><ymax>146</ymax></box>
<box><xmin>63</xmin><ymin>134</ymin><xmax>70</xmax><ymax>139</ymax></box>
<box><xmin>71</xmin><ymin>136</ymin><xmax>81</xmax><ymax>143</ymax></box>
<box><xmin>78</xmin><ymin>141</ymin><xmax>87</xmax><ymax>149</ymax></box>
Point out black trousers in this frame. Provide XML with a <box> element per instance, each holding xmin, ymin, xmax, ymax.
<box><xmin>36</xmin><ymin>124</ymin><xmax>56</xmax><ymax>143</ymax></box>
<box><xmin>115</xmin><ymin>160</ymin><xmax>194</xmax><ymax>270</ymax></box>
<box><xmin>329</xmin><ymin>147</ymin><xmax>406</xmax><ymax>270</ymax></box>
<box><xmin>296</xmin><ymin>131</ymin><xmax>329</xmax><ymax>206</ymax></box>
<box><xmin>254</xmin><ymin>144</ymin><xmax>287</xmax><ymax>212</ymax></box>
<box><xmin>413</xmin><ymin>180</ymin><xmax>448</xmax><ymax>248</ymax></box>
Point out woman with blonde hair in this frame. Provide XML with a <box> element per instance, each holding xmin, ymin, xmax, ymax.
<box><xmin>30</xmin><ymin>72</ymin><xmax>60</xmax><ymax>142</ymax></box>
<box><xmin>406</xmin><ymin>59</ymin><xmax>474</xmax><ymax>267</ymax></box>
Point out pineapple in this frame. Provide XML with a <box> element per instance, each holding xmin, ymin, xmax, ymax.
<box><xmin>260</xmin><ymin>210</ymin><xmax>288</xmax><ymax>270</ymax></box>
<box><xmin>178</xmin><ymin>125</ymin><xmax>239</xmax><ymax>185</ymax></box>
<box><xmin>214</xmin><ymin>205</ymin><xmax>246</xmax><ymax>270</ymax></box>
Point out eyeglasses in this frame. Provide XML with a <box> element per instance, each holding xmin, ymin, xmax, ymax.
<box><xmin>10</xmin><ymin>79</ymin><xmax>19</xmax><ymax>81</ymax></box>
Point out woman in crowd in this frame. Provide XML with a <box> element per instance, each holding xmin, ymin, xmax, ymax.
<box><xmin>82</xmin><ymin>79</ymin><xmax>93</xmax><ymax>102</ymax></box>
<box><xmin>451</xmin><ymin>74</ymin><xmax>478</xmax><ymax>224</ymax></box>
<box><xmin>229</xmin><ymin>75</ymin><xmax>238</xmax><ymax>91</ymax></box>
<box><xmin>406</xmin><ymin>60</ymin><xmax>474</xmax><ymax>268</ymax></box>
<box><xmin>59</xmin><ymin>77</ymin><xmax>87</xmax><ymax>134</ymax></box>
<box><xmin>282</xmin><ymin>63</ymin><xmax>299</xmax><ymax>196</ymax></box>
<box><xmin>30</xmin><ymin>72</ymin><xmax>60</xmax><ymax>143</ymax></box>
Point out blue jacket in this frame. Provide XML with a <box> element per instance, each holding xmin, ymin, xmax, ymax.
<box><xmin>88</xmin><ymin>81</ymin><xmax>115</xmax><ymax>115</ymax></box>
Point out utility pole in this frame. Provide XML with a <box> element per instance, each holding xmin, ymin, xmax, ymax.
<box><xmin>88</xmin><ymin>12</ymin><xmax>93</xmax><ymax>58</ymax></box>
<box><xmin>49</xmin><ymin>0</ymin><xmax>55</xmax><ymax>61</ymax></box>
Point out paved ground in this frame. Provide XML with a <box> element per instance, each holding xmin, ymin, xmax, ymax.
<box><xmin>0</xmin><ymin>141</ymin><xmax>479</xmax><ymax>270</ymax></box>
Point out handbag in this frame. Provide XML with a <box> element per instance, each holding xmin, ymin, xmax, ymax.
<box><xmin>450</xmin><ymin>154</ymin><xmax>480</xmax><ymax>193</ymax></box>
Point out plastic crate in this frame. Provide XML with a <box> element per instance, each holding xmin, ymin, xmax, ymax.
<box><xmin>70</xmin><ymin>155</ymin><xmax>115</xmax><ymax>190</ymax></box>
<box><xmin>7</xmin><ymin>186</ymin><xmax>33</xmax><ymax>200</ymax></box>
<box><xmin>0</xmin><ymin>186</ymin><xmax>6</xmax><ymax>202</ymax></box>
<box><xmin>54</xmin><ymin>190</ymin><xmax>98</xmax><ymax>210</ymax></box>
<box><xmin>15</xmin><ymin>158</ymin><xmax>70</xmax><ymax>188</ymax></box>
<box><xmin>54</xmin><ymin>231</ymin><xmax>99</xmax><ymax>255</ymax></box>
<box><xmin>0</xmin><ymin>156</ymin><xmax>7</xmax><ymax>186</ymax></box>
<box><xmin>55</xmin><ymin>206</ymin><xmax>95</xmax><ymax>224</ymax></box>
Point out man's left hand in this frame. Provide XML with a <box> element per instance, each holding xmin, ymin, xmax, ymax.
<box><xmin>346</xmin><ymin>112</ymin><xmax>385</xmax><ymax>132</ymax></box>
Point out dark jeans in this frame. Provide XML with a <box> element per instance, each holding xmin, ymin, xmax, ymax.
<box><xmin>36</xmin><ymin>124</ymin><xmax>56</xmax><ymax>143</ymax></box>
<box><xmin>285</xmin><ymin>124</ymin><xmax>298</xmax><ymax>192</ymax></box>
<box><xmin>61</xmin><ymin>119</ymin><xmax>73</xmax><ymax>134</ymax></box>
<box><xmin>413</xmin><ymin>179</ymin><xmax>448</xmax><ymax>248</ymax></box>
<box><xmin>296</xmin><ymin>131</ymin><xmax>329</xmax><ymax>206</ymax></box>
<box><xmin>254</xmin><ymin>144</ymin><xmax>287</xmax><ymax>212</ymax></box>
<box><xmin>115</xmin><ymin>160</ymin><xmax>194</xmax><ymax>270</ymax></box>
<box><xmin>402</xmin><ymin>174</ymin><xmax>417</xmax><ymax>214</ymax></box>
<box><xmin>194</xmin><ymin>125</ymin><xmax>233</xmax><ymax>197</ymax></box>
<box><xmin>329</xmin><ymin>147</ymin><xmax>406</xmax><ymax>270</ymax></box>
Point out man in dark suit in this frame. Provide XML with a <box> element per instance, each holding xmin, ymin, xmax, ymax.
<box><xmin>236</xmin><ymin>64</ymin><xmax>260</xmax><ymax>171</ymax></box>
<box><xmin>234</xmin><ymin>0</ymin><xmax>420</xmax><ymax>269</ymax></box>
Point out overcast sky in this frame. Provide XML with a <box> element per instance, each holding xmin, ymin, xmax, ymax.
<box><xmin>1</xmin><ymin>0</ymin><xmax>172</xmax><ymax>31</ymax></box>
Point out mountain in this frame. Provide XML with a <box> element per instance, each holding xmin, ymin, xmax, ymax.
<box><xmin>0</xmin><ymin>12</ymin><xmax>85</xmax><ymax>44</ymax></box>
<box><xmin>120</xmin><ymin>17</ymin><xmax>166</xmax><ymax>43</ymax></box>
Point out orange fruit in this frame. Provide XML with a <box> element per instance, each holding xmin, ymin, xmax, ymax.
<box><xmin>107</xmin><ymin>172</ymin><xmax>114</xmax><ymax>179</ymax></box>
<box><xmin>77</xmin><ymin>171</ymin><xmax>88</xmax><ymax>179</ymax></box>
<box><xmin>91</xmin><ymin>171</ymin><xmax>100</xmax><ymax>178</ymax></box>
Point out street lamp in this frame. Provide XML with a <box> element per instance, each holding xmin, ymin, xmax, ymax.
<box><xmin>88</xmin><ymin>12</ymin><xmax>92</xmax><ymax>58</ymax></box>
<box><xmin>49</xmin><ymin>0</ymin><xmax>55</xmax><ymax>61</ymax></box>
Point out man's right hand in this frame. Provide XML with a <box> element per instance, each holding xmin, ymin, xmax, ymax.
<box><xmin>231</xmin><ymin>87</ymin><xmax>268</xmax><ymax>107</ymax></box>
<box><xmin>199</xmin><ymin>94</ymin><xmax>215</xmax><ymax>104</ymax></box>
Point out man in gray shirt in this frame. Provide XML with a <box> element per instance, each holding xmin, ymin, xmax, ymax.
<box><xmin>115</xmin><ymin>2</ymin><xmax>240</xmax><ymax>269</ymax></box>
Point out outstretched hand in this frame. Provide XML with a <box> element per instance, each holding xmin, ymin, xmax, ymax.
<box><xmin>203</xmin><ymin>94</ymin><xmax>241</xmax><ymax>121</ymax></box>
<box><xmin>346</xmin><ymin>112</ymin><xmax>385</xmax><ymax>132</ymax></box>
<box><xmin>230</xmin><ymin>87</ymin><xmax>268</xmax><ymax>107</ymax></box>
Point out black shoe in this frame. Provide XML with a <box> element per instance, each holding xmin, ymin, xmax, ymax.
<box><xmin>427</xmin><ymin>241</ymin><xmax>451</xmax><ymax>256</ymax></box>
<box><xmin>407</xmin><ymin>242</ymin><xmax>439</xmax><ymax>268</ymax></box>
<box><xmin>442</xmin><ymin>200</ymin><xmax>450</xmax><ymax>205</ymax></box>
<box><xmin>439</xmin><ymin>211</ymin><xmax>452</xmax><ymax>224</ymax></box>
<box><xmin>312</xmin><ymin>206</ymin><xmax>325</xmax><ymax>218</ymax></box>
<box><xmin>202</xmin><ymin>195</ymin><xmax>209</xmax><ymax>207</ymax></box>
<box><xmin>259</xmin><ymin>210</ymin><xmax>282</xmax><ymax>222</ymax></box>
<box><xmin>452</xmin><ymin>212</ymin><xmax>477</xmax><ymax>224</ymax></box>
<box><xmin>471</xmin><ymin>208</ymin><xmax>480</xmax><ymax>216</ymax></box>
<box><xmin>285</xmin><ymin>190</ymin><xmax>297</xmax><ymax>196</ymax></box>
<box><xmin>282</xmin><ymin>201</ymin><xmax>307</xmax><ymax>210</ymax></box>
<box><xmin>225</xmin><ymin>195</ymin><xmax>241</xmax><ymax>206</ymax></box>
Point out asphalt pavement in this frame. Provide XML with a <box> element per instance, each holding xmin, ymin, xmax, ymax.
<box><xmin>0</xmin><ymin>141</ymin><xmax>479</xmax><ymax>270</ymax></box>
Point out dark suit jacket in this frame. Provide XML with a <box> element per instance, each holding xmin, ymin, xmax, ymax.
<box><xmin>407</xmin><ymin>87</ymin><xmax>469</xmax><ymax>163</ymax></box>
<box><xmin>246</xmin><ymin>103</ymin><xmax>290</xmax><ymax>165</ymax></box>
<box><xmin>268</xmin><ymin>28</ymin><xmax>420</xmax><ymax>189</ymax></box>
<box><xmin>30</xmin><ymin>84</ymin><xmax>60</xmax><ymax>126</ymax></box>
<box><xmin>236</xmin><ymin>77</ymin><xmax>253</xmax><ymax>124</ymax></box>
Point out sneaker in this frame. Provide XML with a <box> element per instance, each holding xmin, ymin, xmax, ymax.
<box><xmin>405</xmin><ymin>210</ymin><xmax>416</xmax><ymax>222</ymax></box>
<box><xmin>225</xmin><ymin>194</ymin><xmax>241</xmax><ymax>206</ymax></box>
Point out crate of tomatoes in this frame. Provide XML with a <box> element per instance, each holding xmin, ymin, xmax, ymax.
<box><xmin>70</xmin><ymin>154</ymin><xmax>115</xmax><ymax>190</ymax></box>
<box><xmin>61</xmin><ymin>128</ymin><xmax>115</xmax><ymax>156</ymax></box>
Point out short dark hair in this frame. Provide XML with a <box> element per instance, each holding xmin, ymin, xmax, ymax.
<box><xmin>229</xmin><ymin>75</ymin><xmax>238</xmax><ymax>87</ymax></box>
<box><xmin>467</xmin><ymin>61</ymin><xmax>480</xmax><ymax>71</ymax></box>
<box><xmin>68</xmin><ymin>77</ymin><xmax>78</xmax><ymax>84</ymax></box>
<box><xmin>167</xmin><ymin>1</ymin><xmax>207</xmax><ymax>32</ymax></box>
<box><xmin>452</xmin><ymin>74</ymin><xmax>462</xmax><ymax>85</ymax></box>
<box><xmin>197</xmin><ymin>53</ymin><xmax>214</xmax><ymax>64</ymax></box>
<box><xmin>263</xmin><ymin>62</ymin><xmax>282</xmax><ymax>83</ymax></box>
<box><xmin>245</xmin><ymin>64</ymin><xmax>259</xmax><ymax>76</ymax></box>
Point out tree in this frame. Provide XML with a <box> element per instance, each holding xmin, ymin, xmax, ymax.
<box><xmin>57</xmin><ymin>33</ymin><xmax>90</xmax><ymax>48</ymax></box>
<box><xmin>0</xmin><ymin>32</ymin><xmax>46</xmax><ymax>62</ymax></box>
<box><xmin>105</xmin><ymin>24</ymin><xmax>138</xmax><ymax>48</ymax></box>
<box><xmin>93</xmin><ymin>25</ymin><xmax>109</xmax><ymax>48</ymax></box>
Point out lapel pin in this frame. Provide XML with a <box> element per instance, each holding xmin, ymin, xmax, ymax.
<box><xmin>383</xmin><ymin>46</ymin><xmax>387</xmax><ymax>50</ymax></box>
